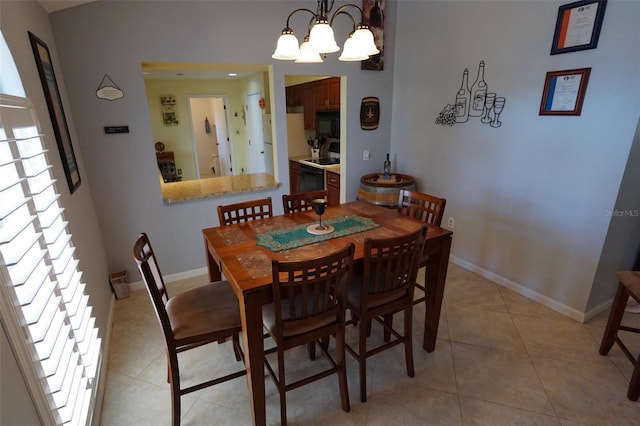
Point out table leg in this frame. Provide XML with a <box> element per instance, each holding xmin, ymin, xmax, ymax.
<box><xmin>204</xmin><ymin>238</ymin><xmax>221</xmax><ymax>282</ymax></box>
<box><xmin>240</xmin><ymin>291</ymin><xmax>267</xmax><ymax>426</ymax></box>
<box><xmin>423</xmin><ymin>235</ymin><xmax>452</xmax><ymax>352</ymax></box>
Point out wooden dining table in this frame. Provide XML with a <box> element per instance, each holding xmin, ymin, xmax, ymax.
<box><xmin>202</xmin><ymin>201</ymin><xmax>453</xmax><ymax>426</ymax></box>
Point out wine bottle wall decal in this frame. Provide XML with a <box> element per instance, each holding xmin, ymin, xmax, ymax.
<box><xmin>435</xmin><ymin>60</ymin><xmax>507</xmax><ymax>128</ymax></box>
<box><xmin>469</xmin><ymin>60</ymin><xmax>487</xmax><ymax>117</ymax></box>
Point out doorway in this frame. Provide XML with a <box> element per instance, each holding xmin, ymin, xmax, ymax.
<box><xmin>246</xmin><ymin>92</ymin><xmax>266</xmax><ymax>174</ymax></box>
<box><xmin>187</xmin><ymin>95</ymin><xmax>233</xmax><ymax>178</ymax></box>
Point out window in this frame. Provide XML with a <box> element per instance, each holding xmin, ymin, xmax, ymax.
<box><xmin>0</xmin><ymin>94</ymin><xmax>101</xmax><ymax>425</ymax></box>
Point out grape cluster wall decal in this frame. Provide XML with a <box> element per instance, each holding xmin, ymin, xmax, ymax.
<box><xmin>435</xmin><ymin>60</ymin><xmax>507</xmax><ymax>128</ymax></box>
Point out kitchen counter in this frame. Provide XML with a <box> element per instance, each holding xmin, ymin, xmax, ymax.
<box><xmin>160</xmin><ymin>173</ymin><xmax>279</xmax><ymax>203</ymax></box>
<box><xmin>290</xmin><ymin>155</ymin><xmax>341</xmax><ymax>173</ymax></box>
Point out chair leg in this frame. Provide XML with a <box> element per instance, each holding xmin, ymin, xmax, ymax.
<box><xmin>336</xmin><ymin>329</ymin><xmax>351</xmax><ymax>412</ymax></box>
<box><xmin>169</xmin><ymin>360</ymin><xmax>181</xmax><ymax>426</ymax></box>
<box><xmin>383</xmin><ymin>314</ymin><xmax>392</xmax><ymax>342</ymax></box>
<box><xmin>359</xmin><ymin>318</ymin><xmax>368</xmax><ymax>403</ymax></box>
<box><xmin>629</xmin><ymin>359</ymin><xmax>640</xmax><ymax>401</ymax></box>
<box><xmin>307</xmin><ymin>341</ymin><xmax>316</xmax><ymax>360</ymax></box>
<box><xmin>277</xmin><ymin>347</ymin><xmax>288</xmax><ymax>426</ymax></box>
<box><xmin>232</xmin><ymin>332</ymin><xmax>242</xmax><ymax>361</ymax></box>
<box><xmin>599</xmin><ymin>283</ymin><xmax>628</xmax><ymax>355</ymax></box>
<box><xmin>404</xmin><ymin>306</ymin><xmax>415</xmax><ymax>378</ymax></box>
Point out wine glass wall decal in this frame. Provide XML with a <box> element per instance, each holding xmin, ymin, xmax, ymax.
<box><xmin>481</xmin><ymin>93</ymin><xmax>496</xmax><ymax>124</ymax></box>
<box><xmin>435</xmin><ymin>60</ymin><xmax>507</xmax><ymax>128</ymax></box>
<box><xmin>491</xmin><ymin>97</ymin><xmax>506</xmax><ymax>128</ymax></box>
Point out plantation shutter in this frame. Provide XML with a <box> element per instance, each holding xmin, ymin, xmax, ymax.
<box><xmin>0</xmin><ymin>94</ymin><xmax>101</xmax><ymax>426</ymax></box>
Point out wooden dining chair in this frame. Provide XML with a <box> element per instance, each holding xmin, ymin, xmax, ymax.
<box><xmin>599</xmin><ymin>271</ymin><xmax>640</xmax><ymax>401</ymax></box>
<box><xmin>217</xmin><ymin>196</ymin><xmax>273</xmax><ymax>226</ymax></box>
<box><xmin>397</xmin><ymin>189</ymin><xmax>447</xmax><ymax>308</ymax></box>
<box><xmin>132</xmin><ymin>233</ymin><xmax>246</xmax><ymax>426</ymax></box>
<box><xmin>282</xmin><ymin>189</ymin><xmax>330</xmax><ymax>214</ymax></box>
<box><xmin>346</xmin><ymin>225</ymin><xmax>427</xmax><ymax>402</ymax></box>
<box><xmin>263</xmin><ymin>243</ymin><xmax>355</xmax><ymax>426</ymax></box>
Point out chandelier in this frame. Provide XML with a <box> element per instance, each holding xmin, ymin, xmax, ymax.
<box><xmin>272</xmin><ymin>0</ymin><xmax>380</xmax><ymax>63</ymax></box>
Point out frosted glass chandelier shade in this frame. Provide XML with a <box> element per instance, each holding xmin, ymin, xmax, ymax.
<box><xmin>272</xmin><ymin>30</ymin><xmax>300</xmax><ymax>60</ymax></box>
<box><xmin>351</xmin><ymin>26</ymin><xmax>380</xmax><ymax>55</ymax></box>
<box><xmin>295</xmin><ymin>38</ymin><xmax>324</xmax><ymax>63</ymax></box>
<box><xmin>338</xmin><ymin>36</ymin><xmax>369</xmax><ymax>61</ymax></box>
<box><xmin>308</xmin><ymin>20</ymin><xmax>340</xmax><ymax>53</ymax></box>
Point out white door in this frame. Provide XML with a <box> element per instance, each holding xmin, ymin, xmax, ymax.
<box><xmin>188</xmin><ymin>95</ymin><xmax>233</xmax><ymax>177</ymax></box>
<box><xmin>246</xmin><ymin>93</ymin><xmax>265</xmax><ymax>173</ymax></box>
<box><xmin>212</xmin><ymin>97</ymin><xmax>232</xmax><ymax>176</ymax></box>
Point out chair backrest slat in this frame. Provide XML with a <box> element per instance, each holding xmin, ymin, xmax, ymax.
<box><xmin>397</xmin><ymin>189</ymin><xmax>446</xmax><ymax>227</ymax></box>
<box><xmin>217</xmin><ymin>197</ymin><xmax>273</xmax><ymax>226</ymax></box>
<box><xmin>362</xmin><ymin>226</ymin><xmax>427</xmax><ymax>303</ymax></box>
<box><xmin>283</xmin><ymin>190</ymin><xmax>330</xmax><ymax>214</ymax></box>
<box><xmin>132</xmin><ymin>233</ymin><xmax>174</xmax><ymax>345</ymax></box>
<box><xmin>272</xmin><ymin>244</ymin><xmax>354</xmax><ymax>328</ymax></box>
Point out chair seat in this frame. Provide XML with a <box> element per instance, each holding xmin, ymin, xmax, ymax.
<box><xmin>617</xmin><ymin>271</ymin><xmax>640</xmax><ymax>295</ymax></box>
<box><xmin>167</xmin><ymin>281</ymin><xmax>242</xmax><ymax>343</ymax></box>
<box><xmin>347</xmin><ymin>276</ymin><xmax>407</xmax><ymax>311</ymax></box>
<box><xmin>263</xmin><ymin>297</ymin><xmax>338</xmax><ymax>338</ymax></box>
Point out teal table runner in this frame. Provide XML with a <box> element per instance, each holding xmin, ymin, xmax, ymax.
<box><xmin>256</xmin><ymin>215</ymin><xmax>380</xmax><ymax>252</ymax></box>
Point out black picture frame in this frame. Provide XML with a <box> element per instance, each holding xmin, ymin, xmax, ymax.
<box><xmin>28</xmin><ymin>31</ymin><xmax>81</xmax><ymax>193</ymax></box>
<box><xmin>539</xmin><ymin>68</ymin><xmax>591</xmax><ymax>116</ymax></box>
<box><xmin>550</xmin><ymin>0</ymin><xmax>607</xmax><ymax>55</ymax></box>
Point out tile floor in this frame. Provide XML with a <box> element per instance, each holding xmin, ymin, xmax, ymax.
<box><xmin>100</xmin><ymin>264</ymin><xmax>640</xmax><ymax>425</ymax></box>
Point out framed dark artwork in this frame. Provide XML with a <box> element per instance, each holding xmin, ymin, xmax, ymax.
<box><xmin>550</xmin><ymin>0</ymin><xmax>607</xmax><ymax>55</ymax></box>
<box><xmin>28</xmin><ymin>31</ymin><xmax>81</xmax><ymax>193</ymax></box>
<box><xmin>539</xmin><ymin>68</ymin><xmax>591</xmax><ymax>116</ymax></box>
<box><xmin>361</xmin><ymin>0</ymin><xmax>385</xmax><ymax>71</ymax></box>
<box><xmin>360</xmin><ymin>97</ymin><xmax>380</xmax><ymax>130</ymax></box>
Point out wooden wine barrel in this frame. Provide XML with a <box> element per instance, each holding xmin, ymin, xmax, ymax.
<box><xmin>357</xmin><ymin>173</ymin><xmax>416</xmax><ymax>208</ymax></box>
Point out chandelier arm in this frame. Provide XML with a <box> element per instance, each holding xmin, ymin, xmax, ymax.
<box><xmin>317</xmin><ymin>0</ymin><xmax>336</xmax><ymax>19</ymax></box>
<box><xmin>329</xmin><ymin>10</ymin><xmax>356</xmax><ymax>33</ymax></box>
<box><xmin>285</xmin><ymin>8</ymin><xmax>319</xmax><ymax>29</ymax></box>
<box><xmin>330</xmin><ymin>3</ymin><xmax>365</xmax><ymax>25</ymax></box>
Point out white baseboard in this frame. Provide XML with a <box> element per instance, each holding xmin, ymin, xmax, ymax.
<box><xmin>128</xmin><ymin>267</ymin><xmax>209</xmax><ymax>291</ymax></box>
<box><xmin>449</xmin><ymin>255</ymin><xmax>612</xmax><ymax>323</ymax></box>
<box><xmin>128</xmin><ymin>261</ymin><xmax>614</xmax><ymax>324</ymax></box>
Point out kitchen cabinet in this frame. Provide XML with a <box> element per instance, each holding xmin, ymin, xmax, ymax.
<box><xmin>289</xmin><ymin>160</ymin><xmax>300</xmax><ymax>193</ymax></box>
<box><xmin>286</xmin><ymin>85</ymin><xmax>302</xmax><ymax>107</ymax></box>
<box><xmin>326</xmin><ymin>170</ymin><xmax>340</xmax><ymax>206</ymax></box>
<box><xmin>286</xmin><ymin>78</ymin><xmax>340</xmax><ymax>130</ymax></box>
<box><xmin>301</xmin><ymin>82</ymin><xmax>316</xmax><ymax>130</ymax></box>
<box><xmin>316</xmin><ymin>77</ymin><xmax>340</xmax><ymax>111</ymax></box>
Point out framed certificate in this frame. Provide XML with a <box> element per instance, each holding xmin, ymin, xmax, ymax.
<box><xmin>29</xmin><ymin>31</ymin><xmax>82</xmax><ymax>193</ymax></box>
<box><xmin>551</xmin><ymin>0</ymin><xmax>607</xmax><ymax>55</ymax></box>
<box><xmin>539</xmin><ymin>68</ymin><xmax>591</xmax><ymax>116</ymax></box>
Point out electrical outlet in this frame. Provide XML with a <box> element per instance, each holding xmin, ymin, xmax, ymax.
<box><xmin>447</xmin><ymin>217</ymin><xmax>455</xmax><ymax>229</ymax></box>
<box><xmin>363</xmin><ymin>150</ymin><xmax>370</xmax><ymax>161</ymax></box>
<box><xmin>177</xmin><ymin>169</ymin><xmax>182</xmax><ymax>175</ymax></box>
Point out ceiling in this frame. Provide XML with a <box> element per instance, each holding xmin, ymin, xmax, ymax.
<box><xmin>141</xmin><ymin>62</ymin><xmax>268</xmax><ymax>81</ymax></box>
<box><xmin>35</xmin><ymin>2</ymin><xmax>267</xmax><ymax>81</ymax></box>
<box><xmin>37</xmin><ymin>0</ymin><xmax>97</xmax><ymax>14</ymax></box>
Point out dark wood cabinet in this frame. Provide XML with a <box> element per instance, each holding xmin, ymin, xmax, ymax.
<box><xmin>286</xmin><ymin>78</ymin><xmax>340</xmax><ymax>130</ymax></box>
<box><xmin>315</xmin><ymin>77</ymin><xmax>340</xmax><ymax>111</ymax></box>
<box><xmin>301</xmin><ymin>83</ymin><xmax>316</xmax><ymax>130</ymax></box>
<box><xmin>286</xmin><ymin>85</ymin><xmax>302</xmax><ymax>107</ymax></box>
<box><xmin>326</xmin><ymin>170</ymin><xmax>340</xmax><ymax>207</ymax></box>
<box><xmin>289</xmin><ymin>160</ymin><xmax>300</xmax><ymax>194</ymax></box>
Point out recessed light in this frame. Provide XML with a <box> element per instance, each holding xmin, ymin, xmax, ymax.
<box><xmin>228</xmin><ymin>73</ymin><xmax>238</xmax><ymax>77</ymax></box>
